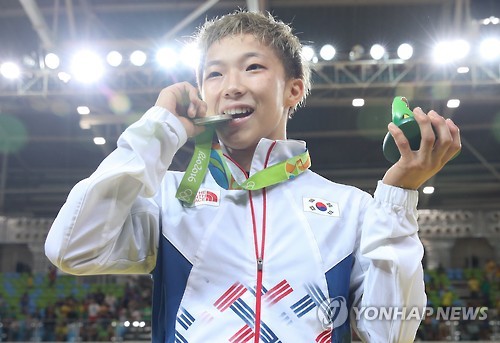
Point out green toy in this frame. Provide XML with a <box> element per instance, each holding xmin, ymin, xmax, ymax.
<box><xmin>382</xmin><ymin>96</ymin><xmax>459</xmax><ymax>163</ymax></box>
<box><xmin>382</xmin><ymin>96</ymin><xmax>423</xmax><ymax>163</ymax></box>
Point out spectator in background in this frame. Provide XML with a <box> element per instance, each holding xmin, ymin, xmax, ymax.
<box><xmin>47</xmin><ymin>265</ymin><xmax>57</xmax><ymax>287</ymax></box>
<box><xmin>468</xmin><ymin>275</ymin><xmax>481</xmax><ymax>300</ymax></box>
<box><xmin>42</xmin><ymin>305</ymin><xmax>57</xmax><ymax>342</ymax></box>
<box><xmin>485</xmin><ymin>258</ymin><xmax>497</xmax><ymax>282</ymax></box>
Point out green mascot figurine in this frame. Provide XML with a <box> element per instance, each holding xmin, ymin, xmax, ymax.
<box><xmin>383</xmin><ymin>96</ymin><xmax>425</xmax><ymax>163</ymax></box>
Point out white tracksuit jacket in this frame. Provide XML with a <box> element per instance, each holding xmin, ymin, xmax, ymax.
<box><xmin>45</xmin><ymin>106</ymin><xmax>426</xmax><ymax>343</ymax></box>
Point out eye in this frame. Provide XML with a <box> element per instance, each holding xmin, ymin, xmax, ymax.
<box><xmin>246</xmin><ymin>63</ymin><xmax>264</xmax><ymax>71</ymax></box>
<box><xmin>205</xmin><ymin>71</ymin><xmax>222</xmax><ymax>79</ymax></box>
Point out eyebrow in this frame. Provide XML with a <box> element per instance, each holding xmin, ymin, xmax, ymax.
<box><xmin>205</xmin><ymin>52</ymin><xmax>263</xmax><ymax>68</ymax></box>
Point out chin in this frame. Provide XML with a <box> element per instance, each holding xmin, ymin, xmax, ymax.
<box><xmin>220</xmin><ymin>136</ymin><xmax>259</xmax><ymax>152</ymax></box>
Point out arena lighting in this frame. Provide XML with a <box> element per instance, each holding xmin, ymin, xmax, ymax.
<box><xmin>302</xmin><ymin>46</ymin><xmax>315</xmax><ymax>62</ymax></box>
<box><xmin>156</xmin><ymin>47</ymin><xmax>178</xmax><ymax>69</ymax></box>
<box><xmin>479</xmin><ymin>38</ymin><xmax>500</xmax><ymax>61</ymax></box>
<box><xmin>76</xmin><ymin>106</ymin><xmax>90</xmax><ymax>115</ymax></box>
<box><xmin>482</xmin><ymin>16</ymin><xmax>500</xmax><ymax>25</ymax></box>
<box><xmin>79</xmin><ymin>121</ymin><xmax>91</xmax><ymax>130</ymax></box>
<box><xmin>457</xmin><ymin>66</ymin><xmax>470</xmax><ymax>74</ymax></box>
<box><xmin>93</xmin><ymin>137</ymin><xmax>106</xmax><ymax>145</ymax></box>
<box><xmin>369</xmin><ymin>44</ymin><xmax>386</xmax><ymax>60</ymax></box>
<box><xmin>57</xmin><ymin>71</ymin><xmax>71</xmax><ymax>83</ymax></box>
<box><xmin>397</xmin><ymin>43</ymin><xmax>413</xmax><ymax>60</ymax></box>
<box><xmin>180</xmin><ymin>43</ymin><xmax>200</xmax><ymax>69</ymax></box>
<box><xmin>130</xmin><ymin>50</ymin><xmax>147</xmax><ymax>66</ymax></box>
<box><xmin>319</xmin><ymin>44</ymin><xmax>336</xmax><ymax>61</ymax></box>
<box><xmin>433</xmin><ymin>39</ymin><xmax>470</xmax><ymax>64</ymax></box>
<box><xmin>0</xmin><ymin>61</ymin><xmax>21</xmax><ymax>79</ymax></box>
<box><xmin>352</xmin><ymin>98</ymin><xmax>365</xmax><ymax>107</ymax></box>
<box><xmin>423</xmin><ymin>186</ymin><xmax>435</xmax><ymax>194</ymax></box>
<box><xmin>44</xmin><ymin>53</ymin><xmax>60</xmax><ymax>69</ymax></box>
<box><xmin>70</xmin><ymin>50</ymin><xmax>104</xmax><ymax>83</ymax></box>
<box><xmin>447</xmin><ymin>99</ymin><xmax>460</xmax><ymax>108</ymax></box>
<box><xmin>106</xmin><ymin>51</ymin><xmax>123</xmax><ymax>67</ymax></box>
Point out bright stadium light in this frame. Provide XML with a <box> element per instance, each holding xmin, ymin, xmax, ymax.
<box><xmin>44</xmin><ymin>53</ymin><xmax>60</xmax><ymax>69</ymax></box>
<box><xmin>423</xmin><ymin>186</ymin><xmax>435</xmax><ymax>194</ymax></box>
<box><xmin>319</xmin><ymin>44</ymin><xmax>336</xmax><ymax>61</ymax></box>
<box><xmin>433</xmin><ymin>39</ymin><xmax>470</xmax><ymax>64</ymax></box>
<box><xmin>479</xmin><ymin>38</ymin><xmax>500</xmax><ymax>61</ymax></box>
<box><xmin>397</xmin><ymin>43</ymin><xmax>414</xmax><ymax>60</ymax></box>
<box><xmin>71</xmin><ymin>50</ymin><xmax>104</xmax><ymax>83</ymax></box>
<box><xmin>93</xmin><ymin>137</ymin><xmax>106</xmax><ymax>145</ymax></box>
<box><xmin>369</xmin><ymin>44</ymin><xmax>386</xmax><ymax>60</ymax></box>
<box><xmin>352</xmin><ymin>98</ymin><xmax>365</xmax><ymax>107</ymax></box>
<box><xmin>107</xmin><ymin>51</ymin><xmax>123</xmax><ymax>67</ymax></box>
<box><xmin>57</xmin><ymin>71</ymin><xmax>71</xmax><ymax>83</ymax></box>
<box><xmin>130</xmin><ymin>50</ymin><xmax>147</xmax><ymax>66</ymax></box>
<box><xmin>0</xmin><ymin>62</ymin><xmax>21</xmax><ymax>79</ymax></box>
<box><xmin>180</xmin><ymin>43</ymin><xmax>200</xmax><ymax>69</ymax></box>
<box><xmin>302</xmin><ymin>46</ymin><xmax>315</xmax><ymax>62</ymax></box>
<box><xmin>156</xmin><ymin>47</ymin><xmax>178</xmax><ymax>69</ymax></box>
<box><xmin>454</xmin><ymin>39</ymin><xmax>470</xmax><ymax>59</ymax></box>
<box><xmin>433</xmin><ymin>42</ymin><xmax>452</xmax><ymax>63</ymax></box>
<box><xmin>77</xmin><ymin>106</ymin><xmax>90</xmax><ymax>115</ymax></box>
<box><xmin>447</xmin><ymin>99</ymin><xmax>460</xmax><ymax>108</ymax></box>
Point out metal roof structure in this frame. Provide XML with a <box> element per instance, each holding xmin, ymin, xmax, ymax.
<box><xmin>1</xmin><ymin>0</ymin><xmax>499</xmax><ymax>217</ymax></box>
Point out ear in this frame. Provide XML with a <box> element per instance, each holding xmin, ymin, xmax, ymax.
<box><xmin>284</xmin><ymin>78</ymin><xmax>305</xmax><ymax>109</ymax></box>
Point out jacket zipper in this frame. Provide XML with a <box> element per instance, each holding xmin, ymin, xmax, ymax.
<box><xmin>250</xmin><ymin>142</ymin><xmax>275</xmax><ymax>343</ymax></box>
<box><xmin>249</xmin><ymin>188</ymin><xmax>266</xmax><ymax>343</ymax></box>
<box><xmin>225</xmin><ymin>142</ymin><xmax>276</xmax><ymax>342</ymax></box>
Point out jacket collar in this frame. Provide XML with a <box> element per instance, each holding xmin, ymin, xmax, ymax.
<box><xmin>220</xmin><ymin>138</ymin><xmax>307</xmax><ymax>186</ymax></box>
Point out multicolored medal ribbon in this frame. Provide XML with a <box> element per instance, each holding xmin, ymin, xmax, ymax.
<box><xmin>176</xmin><ymin>127</ymin><xmax>311</xmax><ymax>205</ymax></box>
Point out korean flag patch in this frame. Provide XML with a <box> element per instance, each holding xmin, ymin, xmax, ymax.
<box><xmin>303</xmin><ymin>197</ymin><xmax>340</xmax><ymax>217</ymax></box>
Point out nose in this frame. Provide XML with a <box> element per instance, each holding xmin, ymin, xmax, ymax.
<box><xmin>223</xmin><ymin>70</ymin><xmax>245</xmax><ymax>98</ymax></box>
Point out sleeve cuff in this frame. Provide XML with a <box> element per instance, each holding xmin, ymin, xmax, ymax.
<box><xmin>143</xmin><ymin>106</ymin><xmax>188</xmax><ymax>149</ymax></box>
<box><xmin>374</xmin><ymin>180</ymin><xmax>419</xmax><ymax>210</ymax></box>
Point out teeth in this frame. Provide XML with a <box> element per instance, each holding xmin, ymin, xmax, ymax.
<box><xmin>223</xmin><ymin>108</ymin><xmax>253</xmax><ymax>116</ymax></box>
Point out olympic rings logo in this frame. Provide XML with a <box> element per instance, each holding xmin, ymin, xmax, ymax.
<box><xmin>244</xmin><ymin>181</ymin><xmax>256</xmax><ymax>190</ymax></box>
<box><xmin>177</xmin><ymin>189</ymin><xmax>193</xmax><ymax>202</ymax></box>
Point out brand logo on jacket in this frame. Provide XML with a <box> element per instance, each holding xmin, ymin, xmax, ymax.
<box><xmin>303</xmin><ymin>197</ymin><xmax>340</xmax><ymax>217</ymax></box>
<box><xmin>193</xmin><ymin>188</ymin><xmax>220</xmax><ymax>206</ymax></box>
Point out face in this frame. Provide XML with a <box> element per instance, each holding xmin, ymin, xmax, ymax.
<box><xmin>200</xmin><ymin>34</ymin><xmax>303</xmax><ymax>154</ymax></box>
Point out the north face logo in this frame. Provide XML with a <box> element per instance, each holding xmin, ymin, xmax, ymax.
<box><xmin>194</xmin><ymin>188</ymin><xmax>220</xmax><ymax>206</ymax></box>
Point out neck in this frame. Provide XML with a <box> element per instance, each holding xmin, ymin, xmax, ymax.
<box><xmin>224</xmin><ymin>146</ymin><xmax>256</xmax><ymax>172</ymax></box>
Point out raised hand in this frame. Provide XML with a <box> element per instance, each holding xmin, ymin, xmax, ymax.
<box><xmin>155</xmin><ymin>82</ymin><xmax>208</xmax><ymax>137</ymax></box>
<box><xmin>382</xmin><ymin>107</ymin><xmax>461</xmax><ymax>190</ymax></box>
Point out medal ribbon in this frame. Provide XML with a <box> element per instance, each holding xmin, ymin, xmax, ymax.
<box><xmin>176</xmin><ymin>127</ymin><xmax>311</xmax><ymax>204</ymax></box>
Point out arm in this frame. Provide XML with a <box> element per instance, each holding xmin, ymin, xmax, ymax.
<box><xmin>45</xmin><ymin>82</ymin><xmax>207</xmax><ymax>275</ymax></box>
<box><xmin>45</xmin><ymin>107</ymin><xmax>186</xmax><ymax>275</ymax></box>
<box><xmin>351</xmin><ymin>181</ymin><xmax>425</xmax><ymax>342</ymax></box>
<box><xmin>350</xmin><ymin>107</ymin><xmax>461</xmax><ymax>341</ymax></box>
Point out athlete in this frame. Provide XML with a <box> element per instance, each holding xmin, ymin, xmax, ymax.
<box><xmin>45</xmin><ymin>10</ymin><xmax>461</xmax><ymax>343</ymax></box>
